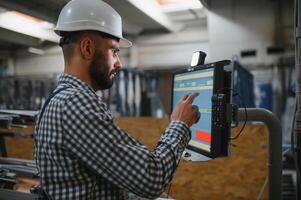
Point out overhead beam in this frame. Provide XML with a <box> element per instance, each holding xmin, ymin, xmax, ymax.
<box><xmin>122</xmin><ymin>19</ymin><xmax>144</xmax><ymax>35</ymax></box>
<box><xmin>200</xmin><ymin>0</ymin><xmax>210</xmax><ymax>9</ymax></box>
<box><xmin>126</xmin><ymin>0</ymin><xmax>180</xmax><ymax>33</ymax></box>
<box><xmin>0</xmin><ymin>28</ymin><xmax>42</xmax><ymax>47</ymax></box>
<box><xmin>0</xmin><ymin>11</ymin><xmax>59</xmax><ymax>43</ymax></box>
<box><xmin>104</xmin><ymin>0</ymin><xmax>181</xmax><ymax>34</ymax></box>
<box><xmin>0</xmin><ymin>0</ymin><xmax>57</xmax><ymax>23</ymax></box>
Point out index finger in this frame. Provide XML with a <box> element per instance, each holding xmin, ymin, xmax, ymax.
<box><xmin>185</xmin><ymin>92</ymin><xmax>199</xmax><ymax>104</ymax></box>
<box><xmin>180</xmin><ymin>94</ymin><xmax>190</xmax><ymax>101</ymax></box>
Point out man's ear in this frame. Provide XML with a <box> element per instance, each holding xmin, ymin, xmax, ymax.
<box><xmin>79</xmin><ymin>37</ymin><xmax>95</xmax><ymax>60</ymax></box>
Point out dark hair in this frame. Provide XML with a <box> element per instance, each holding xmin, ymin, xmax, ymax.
<box><xmin>58</xmin><ymin>32</ymin><xmax>74</xmax><ymax>47</ymax></box>
<box><xmin>58</xmin><ymin>30</ymin><xmax>120</xmax><ymax>47</ymax></box>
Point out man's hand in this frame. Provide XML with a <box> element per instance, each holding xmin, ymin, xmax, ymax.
<box><xmin>170</xmin><ymin>93</ymin><xmax>200</xmax><ymax>127</ymax></box>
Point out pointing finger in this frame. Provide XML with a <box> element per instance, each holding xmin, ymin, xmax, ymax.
<box><xmin>185</xmin><ymin>92</ymin><xmax>199</xmax><ymax>104</ymax></box>
<box><xmin>180</xmin><ymin>94</ymin><xmax>190</xmax><ymax>101</ymax></box>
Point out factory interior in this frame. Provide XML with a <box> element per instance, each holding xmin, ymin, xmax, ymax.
<box><xmin>0</xmin><ymin>0</ymin><xmax>299</xmax><ymax>199</ymax></box>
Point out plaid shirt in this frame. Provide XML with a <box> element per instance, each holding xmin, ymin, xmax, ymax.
<box><xmin>34</xmin><ymin>73</ymin><xmax>191</xmax><ymax>200</ymax></box>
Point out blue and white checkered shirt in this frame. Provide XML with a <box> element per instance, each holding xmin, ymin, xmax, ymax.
<box><xmin>34</xmin><ymin>73</ymin><xmax>191</xmax><ymax>200</ymax></box>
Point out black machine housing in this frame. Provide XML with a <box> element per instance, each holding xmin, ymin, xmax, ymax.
<box><xmin>171</xmin><ymin>60</ymin><xmax>232</xmax><ymax>158</ymax></box>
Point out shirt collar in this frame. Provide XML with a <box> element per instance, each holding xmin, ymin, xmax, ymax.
<box><xmin>57</xmin><ymin>73</ymin><xmax>95</xmax><ymax>93</ymax></box>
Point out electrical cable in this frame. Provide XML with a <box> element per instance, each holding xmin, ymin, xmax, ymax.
<box><xmin>230</xmin><ymin>91</ymin><xmax>247</xmax><ymax>140</ymax></box>
<box><xmin>216</xmin><ymin>88</ymin><xmax>248</xmax><ymax>140</ymax></box>
<box><xmin>256</xmin><ymin>176</ymin><xmax>268</xmax><ymax>200</ymax></box>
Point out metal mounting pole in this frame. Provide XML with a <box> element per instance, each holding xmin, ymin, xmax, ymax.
<box><xmin>237</xmin><ymin>108</ymin><xmax>282</xmax><ymax>200</ymax></box>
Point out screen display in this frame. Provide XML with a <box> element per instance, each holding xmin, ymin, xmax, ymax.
<box><xmin>172</xmin><ymin>68</ymin><xmax>214</xmax><ymax>152</ymax></box>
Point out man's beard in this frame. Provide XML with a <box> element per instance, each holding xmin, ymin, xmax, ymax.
<box><xmin>89</xmin><ymin>50</ymin><xmax>117</xmax><ymax>90</ymax></box>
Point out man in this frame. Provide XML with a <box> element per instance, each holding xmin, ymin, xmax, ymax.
<box><xmin>34</xmin><ymin>0</ymin><xmax>200</xmax><ymax>199</ymax></box>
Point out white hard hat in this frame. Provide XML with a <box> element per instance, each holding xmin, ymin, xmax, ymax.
<box><xmin>54</xmin><ymin>0</ymin><xmax>132</xmax><ymax>48</ymax></box>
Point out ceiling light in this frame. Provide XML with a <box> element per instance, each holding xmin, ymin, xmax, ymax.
<box><xmin>157</xmin><ymin>0</ymin><xmax>203</xmax><ymax>12</ymax></box>
<box><xmin>28</xmin><ymin>47</ymin><xmax>45</xmax><ymax>55</ymax></box>
<box><xmin>0</xmin><ymin>10</ymin><xmax>59</xmax><ymax>43</ymax></box>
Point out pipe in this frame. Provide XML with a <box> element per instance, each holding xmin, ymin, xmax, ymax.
<box><xmin>237</xmin><ymin>108</ymin><xmax>282</xmax><ymax>200</ymax></box>
<box><xmin>295</xmin><ymin>0</ymin><xmax>301</xmax><ymax>197</ymax></box>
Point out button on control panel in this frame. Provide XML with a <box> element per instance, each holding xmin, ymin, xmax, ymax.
<box><xmin>212</xmin><ymin>94</ymin><xmax>227</xmax><ymax>128</ymax></box>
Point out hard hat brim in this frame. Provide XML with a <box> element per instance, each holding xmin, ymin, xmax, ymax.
<box><xmin>55</xmin><ymin>28</ymin><xmax>132</xmax><ymax>48</ymax></box>
<box><xmin>120</xmin><ymin>38</ymin><xmax>132</xmax><ymax>48</ymax></box>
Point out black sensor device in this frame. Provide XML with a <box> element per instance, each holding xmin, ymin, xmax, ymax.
<box><xmin>171</xmin><ymin>60</ymin><xmax>232</xmax><ymax>159</ymax></box>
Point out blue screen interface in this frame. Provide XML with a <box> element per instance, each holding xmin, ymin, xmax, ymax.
<box><xmin>172</xmin><ymin>68</ymin><xmax>214</xmax><ymax>152</ymax></box>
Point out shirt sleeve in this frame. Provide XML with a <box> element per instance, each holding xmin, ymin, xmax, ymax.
<box><xmin>62</xmin><ymin>91</ymin><xmax>191</xmax><ymax>199</ymax></box>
